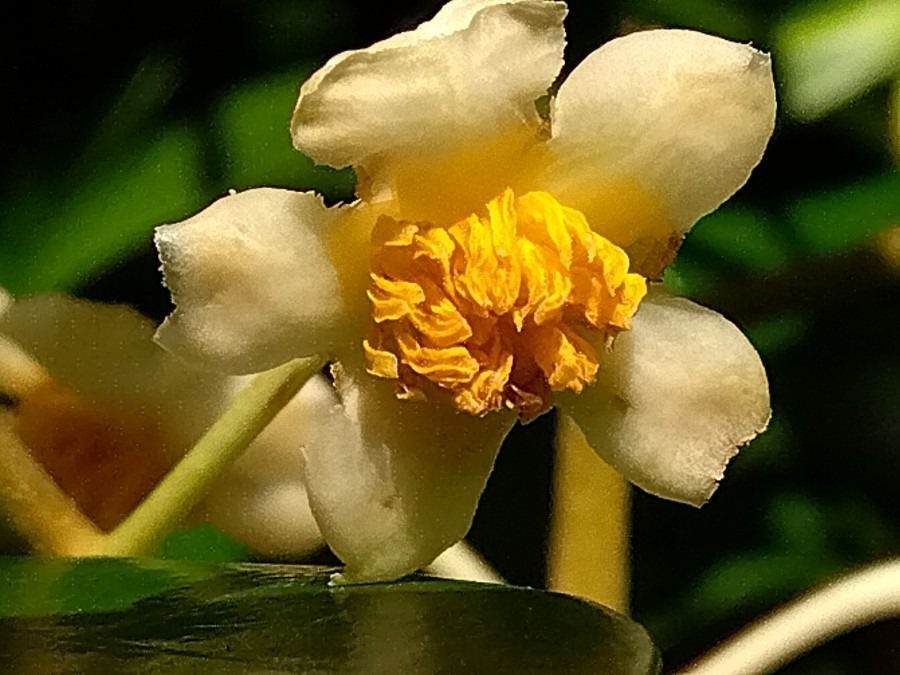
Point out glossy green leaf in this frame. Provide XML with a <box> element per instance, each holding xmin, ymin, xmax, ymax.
<box><xmin>0</xmin><ymin>559</ymin><xmax>660</xmax><ymax>674</ymax></box>
<box><xmin>774</xmin><ymin>0</ymin><xmax>900</xmax><ymax>120</ymax></box>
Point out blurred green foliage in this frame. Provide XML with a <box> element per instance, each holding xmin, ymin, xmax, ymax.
<box><xmin>775</xmin><ymin>0</ymin><xmax>900</xmax><ymax>120</ymax></box>
<box><xmin>2</xmin><ymin>0</ymin><xmax>900</xmax><ymax>672</ymax></box>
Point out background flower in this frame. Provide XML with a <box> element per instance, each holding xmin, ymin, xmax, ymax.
<box><xmin>0</xmin><ymin>293</ymin><xmax>324</xmax><ymax>556</ymax></box>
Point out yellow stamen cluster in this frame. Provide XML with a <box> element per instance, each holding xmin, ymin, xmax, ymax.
<box><xmin>364</xmin><ymin>189</ymin><xmax>647</xmax><ymax>421</ymax></box>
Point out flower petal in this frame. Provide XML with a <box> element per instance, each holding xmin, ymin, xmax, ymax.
<box><xmin>0</xmin><ymin>295</ymin><xmax>231</xmax><ymax>528</ymax></box>
<box><xmin>544</xmin><ymin>29</ymin><xmax>776</xmax><ymax>273</ymax></box>
<box><xmin>561</xmin><ymin>290</ymin><xmax>770</xmax><ymax>506</ymax></box>
<box><xmin>155</xmin><ymin>188</ymin><xmax>347</xmax><ymax>374</ymax></box>
<box><xmin>199</xmin><ymin>375</ymin><xmax>330</xmax><ymax>557</ymax></box>
<box><xmin>291</xmin><ymin>0</ymin><xmax>566</xmax><ymax>176</ymax></box>
<box><xmin>0</xmin><ymin>288</ymin><xmax>11</xmax><ymax>319</ymax></box>
<box><xmin>302</xmin><ymin>359</ymin><xmax>514</xmax><ymax>582</ymax></box>
<box><xmin>1</xmin><ymin>295</ymin><xmax>329</xmax><ymax>549</ymax></box>
<box><xmin>0</xmin><ymin>294</ymin><xmax>226</xmax><ymax>441</ymax></box>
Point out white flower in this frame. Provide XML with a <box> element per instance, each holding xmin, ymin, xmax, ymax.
<box><xmin>0</xmin><ymin>293</ymin><xmax>323</xmax><ymax>556</ymax></box>
<box><xmin>154</xmin><ymin>0</ymin><xmax>775</xmax><ymax>582</ymax></box>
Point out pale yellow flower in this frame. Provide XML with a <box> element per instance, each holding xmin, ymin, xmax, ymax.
<box><xmin>0</xmin><ymin>293</ymin><xmax>323</xmax><ymax>556</ymax></box>
<box><xmin>155</xmin><ymin>0</ymin><xmax>775</xmax><ymax>582</ymax></box>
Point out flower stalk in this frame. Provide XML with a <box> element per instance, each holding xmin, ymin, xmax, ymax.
<box><xmin>102</xmin><ymin>356</ymin><xmax>324</xmax><ymax>556</ymax></box>
<box><xmin>548</xmin><ymin>414</ymin><xmax>630</xmax><ymax>612</ymax></box>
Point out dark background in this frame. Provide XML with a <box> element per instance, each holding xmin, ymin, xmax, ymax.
<box><xmin>3</xmin><ymin>0</ymin><xmax>900</xmax><ymax>671</ymax></box>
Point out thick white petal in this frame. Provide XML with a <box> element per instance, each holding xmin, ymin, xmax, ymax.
<box><xmin>562</xmin><ymin>291</ymin><xmax>770</xmax><ymax>506</ymax></box>
<box><xmin>291</xmin><ymin>0</ymin><xmax>566</xmax><ymax>174</ymax></box>
<box><xmin>200</xmin><ymin>375</ymin><xmax>330</xmax><ymax>557</ymax></box>
<box><xmin>155</xmin><ymin>188</ymin><xmax>348</xmax><ymax>374</ymax></box>
<box><xmin>545</xmin><ymin>29</ymin><xmax>776</xmax><ymax>255</ymax></box>
<box><xmin>302</xmin><ymin>359</ymin><xmax>514</xmax><ymax>582</ymax></box>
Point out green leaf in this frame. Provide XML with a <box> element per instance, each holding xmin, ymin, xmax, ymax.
<box><xmin>0</xmin><ymin>127</ymin><xmax>204</xmax><ymax>293</ymax></box>
<box><xmin>215</xmin><ymin>70</ymin><xmax>355</xmax><ymax>201</ymax></box>
<box><xmin>774</xmin><ymin>0</ymin><xmax>900</xmax><ymax>120</ymax></box>
<box><xmin>0</xmin><ymin>558</ymin><xmax>200</xmax><ymax>618</ymax></box>
<box><xmin>687</xmin><ymin>206</ymin><xmax>790</xmax><ymax>272</ymax></box>
<box><xmin>628</xmin><ymin>0</ymin><xmax>756</xmax><ymax>40</ymax></box>
<box><xmin>745</xmin><ymin>313</ymin><xmax>808</xmax><ymax>356</ymax></box>
<box><xmin>0</xmin><ymin>559</ymin><xmax>660</xmax><ymax>674</ymax></box>
<box><xmin>789</xmin><ymin>170</ymin><xmax>900</xmax><ymax>253</ymax></box>
<box><xmin>157</xmin><ymin>524</ymin><xmax>250</xmax><ymax>562</ymax></box>
<box><xmin>891</xmin><ymin>77</ymin><xmax>900</xmax><ymax>159</ymax></box>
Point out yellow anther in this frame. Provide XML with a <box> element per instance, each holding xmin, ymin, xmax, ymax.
<box><xmin>364</xmin><ymin>189</ymin><xmax>647</xmax><ymax>420</ymax></box>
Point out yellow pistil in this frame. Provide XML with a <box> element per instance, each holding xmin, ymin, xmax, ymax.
<box><xmin>364</xmin><ymin>189</ymin><xmax>647</xmax><ymax>421</ymax></box>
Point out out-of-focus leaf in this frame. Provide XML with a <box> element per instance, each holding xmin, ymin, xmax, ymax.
<box><xmin>639</xmin><ymin>547</ymin><xmax>839</xmax><ymax>652</ymax></box>
<box><xmin>732</xmin><ymin>417</ymin><xmax>795</xmax><ymax>472</ymax></box>
<box><xmin>157</xmin><ymin>524</ymin><xmax>250</xmax><ymax>562</ymax></box>
<box><xmin>789</xmin><ymin>170</ymin><xmax>900</xmax><ymax>253</ymax></box>
<box><xmin>891</xmin><ymin>77</ymin><xmax>900</xmax><ymax>161</ymax></box>
<box><xmin>215</xmin><ymin>70</ymin><xmax>355</xmax><ymax>201</ymax></box>
<box><xmin>638</xmin><ymin>493</ymin><xmax>839</xmax><ymax>648</ymax></box>
<box><xmin>0</xmin><ymin>127</ymin><xmax>203</xmax><ymax>294</ymax></box>
<box><xmin>0</xmin><ymin>559</ymin><xmax>661</xmax><ymax>674</ymax></box>
<box><xmin>774</xmin><ymin>0</ymin><xmax>900</xmax><ymax>120</ymax></box>
<box><xmin>662</xmin><ymin>258</ymin><xmax>726</xmax><ymax>298</ymax></box>
<box><xmin>79</xmin><ymin>52</ymin><xmax>183</xmax><ymax>167</ymax></box>
<box><xmin>687</xmin><ymin>206</ymin><xmax>790</xmax><ymax>272</ymax></box>
<box><xmin>250</xmin><ymin>1</ymin><xmax>345</xmax><ymax>59</ymax></box>
<box><xmin>628</xmin><ymin>0</ymin><xmax>755</xmax><ymax>40</ymax></box>
<box><xmin>0</xmin><ymin>558</ymin><xmax>200</xmax><ymax>618</ymax></box>
<box><xmin>663</xmin><ymin>206</ymin><xmax>789</xmax><ymax>299</ymax></box>
<box><xmin>766</xmin><ymin>492</ymin><xmax>831</xmax><ymax>555</ymax></box>
<box><xmin>745</xmin><ymin>313</ymin><xmax>808</xmax><ymax>356</ymax></box>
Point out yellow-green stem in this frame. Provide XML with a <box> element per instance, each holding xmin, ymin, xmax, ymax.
<box><xmin>102</xmin><ymin>356</ymin><xmax>324</xmax><ymax>556</ymax></box>
<box><xmin>547</xmin><ymin>413</ymin><xmax>630</xmax><ymax>612</ymax></box>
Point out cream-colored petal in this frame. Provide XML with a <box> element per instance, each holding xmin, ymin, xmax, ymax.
<box><xmin>0</xmin><ymin>295</ymin><xmax>232</xmax><ymax>528</ymax></box>
<box><xmin>291</xmin><ymin>0</ymin><xmax>565</xmax><ymax>177</ymax></box>
<box><xmin>200</xmin><ymin>375</ymin><xmax>330</xmax><ymax>558</ymax></box>
<box><xmin>0</xmin><ymin>295</ymin><xmax>227</xmax><ymax>444</ymax></box>
<box><xmin>0</xmin><ymin>295</ymin><xmax>328</xmax><ymax>549</ymax></box>
<box><xmin>155</xmin><ymin>188</ymin><xmax>348</xmax><ymax>375</ymax></box>
<box><xmin>561</xmin><ymin>290</ymin><xmax>770</xmax><ymax>506</ymax></box>
<box><xmin>543</xmin><ymin>29</ymin><xmax>776</xmax><ymax>269</ymax></box>
<box><xmin>302</xmin><ymin>358</ymin><xmax>514</xmax><ymax>583</ymax></box>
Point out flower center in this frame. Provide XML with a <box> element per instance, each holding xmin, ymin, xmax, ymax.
<box><xmin>363</xmin><ymin>188</ymin><xmax>647</xmax><ymax>421</ymax></box>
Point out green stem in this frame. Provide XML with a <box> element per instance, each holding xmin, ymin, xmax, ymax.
<box><xmin>102</xmin><ymin>356</ymin><xmax>324</xmax><ymax>556</ymax></box>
